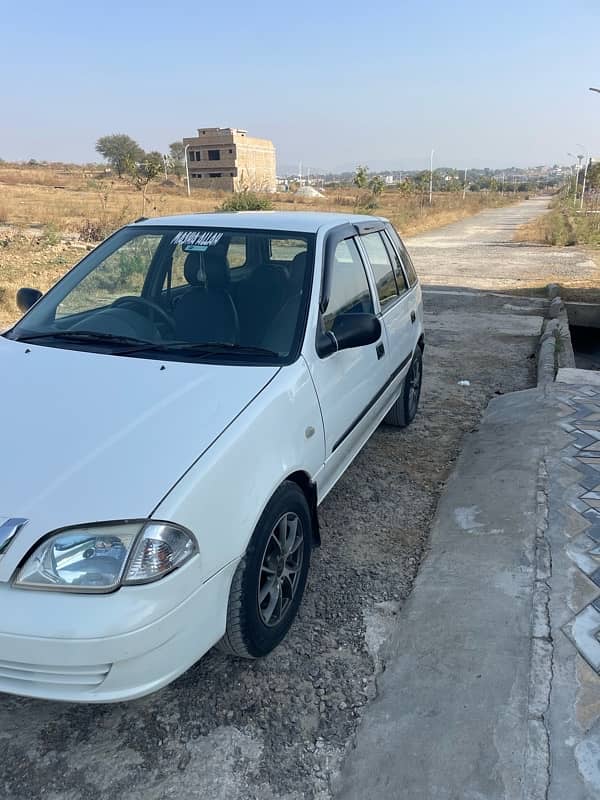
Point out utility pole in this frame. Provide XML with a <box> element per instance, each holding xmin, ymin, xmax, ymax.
<box><xmin>429</xmin><ymin>149</ymin><xmax>434</xmax><ymax>205</ymax></box>
<box><xmin>462</xmin><ymin>168</ymin><xmax>467</xmax><ymax>200</ymax></box>
<box><xmin>501</xmin><ymin>172</ymin><xmax>505</xmax><ymax>195</ymax></box>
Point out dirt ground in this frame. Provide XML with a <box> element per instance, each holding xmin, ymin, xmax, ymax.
<box><xmin>0</xmin><ymin>294</ymin><xmax>543</xmax><ymax>798</ymax></box>
<box><xmin>0</xmin><ymin>162</ymin><xmax>517</xmax><ymax>327</ymax></box>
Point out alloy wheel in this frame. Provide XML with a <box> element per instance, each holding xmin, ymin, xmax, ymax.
<box><xmin>257</xmin><ymin>512</ymin><xmax>304</xmax><ymax>627</ymax></box>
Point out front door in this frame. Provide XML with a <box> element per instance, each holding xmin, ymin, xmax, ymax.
<box><xmin>307</xmin><ymin>236</ymin><xmax>389</xmax><ymax>497</ymax></box>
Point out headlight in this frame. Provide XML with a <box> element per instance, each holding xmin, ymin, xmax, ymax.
<box><xmin>14</xmin><ymin>521</ymin><xmax>197</xmax><ymax>593</ymax></box>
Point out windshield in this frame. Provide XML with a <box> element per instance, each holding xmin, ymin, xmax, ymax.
<box><xmin>8</xmin><ymin>225</ymin><xmax>316</xmax><ymax>364</ymax></box>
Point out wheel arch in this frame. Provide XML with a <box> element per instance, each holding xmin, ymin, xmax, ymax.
<box><xmin>284</xmin><ymin>470</ymin><xmax>321</xmax><ymax>547</ymax></box>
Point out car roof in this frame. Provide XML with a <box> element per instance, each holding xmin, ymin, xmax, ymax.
<box><xmin>133</xmin><ymin>211</ymin><xmax>389</xmax><ymax>234</ymax></box>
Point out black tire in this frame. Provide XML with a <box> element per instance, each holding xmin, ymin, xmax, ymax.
<box><xmin>218</xmin><ymin>481</ymin><xmax>312</xmax><ymax>658</ymax></box>
<box><xmin>384</xmin><ymin>347</ymin><xmax>423</xmax><ymax>428</ymax></box>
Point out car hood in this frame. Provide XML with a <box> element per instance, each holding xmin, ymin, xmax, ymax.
<box><xmin>0</xmin><ymin>338</ymin><xmax>278</xmax><ymax>570</ymax></box>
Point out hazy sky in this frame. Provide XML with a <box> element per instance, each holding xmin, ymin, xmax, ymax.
<box><xmin>1</xmin><ymin>0</ymin><xmax>599</xmax><ymax>171</ymax></box>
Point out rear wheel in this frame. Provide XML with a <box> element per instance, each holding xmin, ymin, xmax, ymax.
<box><xmin>218</xmin><ymin>482</ymin><xmax>312</xmax><ymax>658</ymax></box>
<box><xmin>385</xmin><ymin>347</ymin><xmax>423</xmax><ymax>428</ymax></box>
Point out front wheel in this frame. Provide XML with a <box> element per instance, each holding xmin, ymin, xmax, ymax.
<box><xmin>218</xmin><ymin>482</ymin><xmax>312</xmax><ymax>658</ymax></box>
<box><xmin>385</xmin><ymin>347</ymin><xmax>423</xmax><ymax>428</ymax></box>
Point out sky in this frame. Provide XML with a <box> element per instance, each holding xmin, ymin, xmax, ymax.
<box><xmin>1</xmin><ymin>0</ymin><xmax>599</xmax><ymax>172</ymax></box>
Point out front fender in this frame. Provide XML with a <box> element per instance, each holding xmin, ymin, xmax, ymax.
<box><xmin>153</xmin><ymin>359</ymin><xmax>325</xmax><ymax>583</ymax></box>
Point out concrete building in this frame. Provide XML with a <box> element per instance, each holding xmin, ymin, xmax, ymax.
<box><xmin>183</xmin><ymin>128</ymin><xmax>277</xmax><ymax>192</ymax></box>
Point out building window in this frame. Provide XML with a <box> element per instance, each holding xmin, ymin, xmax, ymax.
<box><xmin>228</xmin><ymin>149</ymin><xmax>233</xmax><ymax>154</ymax></box>
<box><xmin>230</xmin><ymin>172</ymin><xmax>234</xmax><ymax>177</ymax></box>
<box><xmin>209</xmin><ymin>173</ymin><xmax>223</xmax><ymax>178</ymax></box>
<box><xmin>189</xmin><ymin>151</ymin><xmax>195</xmax><ymax>161</ymax></box>
<box><xmin>208</xmin><ymin>150</ymin><xmax>221</xmax><ymax>161</ymax></box>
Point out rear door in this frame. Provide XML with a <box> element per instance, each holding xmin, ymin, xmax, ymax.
<box><xmin>384</xmin><ymin>224</ymin><xmax>422</xmax><ymax>356</ymax></box>
<box><xmin>358</xmin><ymin>230</ymin><xmax>415</xmax><ymax>379</ymax></box>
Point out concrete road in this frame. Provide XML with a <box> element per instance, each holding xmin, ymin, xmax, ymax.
<box><xmin>1</xmin><ymin>201</ymin><xmax>558</xmax><ymax>800</ymax></box>
<box><xmin>407</xmin><ymin>196</ymin><xmax>599</xmax><ymax>296</ymax></box>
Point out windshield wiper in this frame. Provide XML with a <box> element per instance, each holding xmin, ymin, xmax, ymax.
<box><xmin>15</xmin><ymin>331</ymin><xmax>152</xmax><ymax>347</ymax></box>
<box><xmin>115</xmin><ymin>340</ymin><xmax>280</xmax><ymax>358</ymax></box>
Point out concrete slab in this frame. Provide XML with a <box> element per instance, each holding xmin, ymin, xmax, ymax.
<box><xmin>334</xmin><ymin>389</ymin><xmax>556</xmax><ymax>799</ymax></box>
<box><xmin>335</xmin><ymin>380</ymin><xmax>600</xmax><ymax>800</ymax></box>
<box><xmin>558</xmin><ymin>369</ymin><xmax>600</xmax><ymax>387</ymax></box>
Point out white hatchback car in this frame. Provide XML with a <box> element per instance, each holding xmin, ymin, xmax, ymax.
<box><xmin>1</xmin><ymin>211</ymin><xmax>423</xmax><ymax>702</ymax></box>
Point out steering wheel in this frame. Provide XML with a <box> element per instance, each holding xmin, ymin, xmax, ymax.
<box><xmin>112</xmin><ymin>296</ymin><xmax>176</xmax><ymax>337</ymax></box>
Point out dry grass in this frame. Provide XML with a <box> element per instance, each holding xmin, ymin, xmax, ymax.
<box><xmin>514</xmin><ymin>207</ymin><xmax>576</xmax><ymax>246</ymax></box>
<box><xmin>0</xmin><ymin>163</ymin><xmax>517</xmax><ymax>326</ymax></box>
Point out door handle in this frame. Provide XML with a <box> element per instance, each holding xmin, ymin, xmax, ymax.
<box><xmin>411</xmin><ymin>310</ymin><xmax>416</xmax><ymax>324</ymax></box>
<box><xmin>376</xmin><ymin>342</ymin><xmax>385</xmax><ymax>360</ymax></box>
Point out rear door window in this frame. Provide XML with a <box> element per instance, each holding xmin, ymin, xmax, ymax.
<box><xmin>381</xmin><ymin>231</ymin><xmax>408</xmax><ymax>292</ymax></box>
<box><xmin>360</xmin><ymin>232</ymin><xmax>399</xmax><ymax>309</ymax></box>
<box><xmin>268</xmin><ymin>238</ymin><xmax>308</xmax><ymax>263</ymax></box>
<box><xmin>385</xmin><ymin>225</ymin><xmax>418</xmax><ymax>287</ymax></box>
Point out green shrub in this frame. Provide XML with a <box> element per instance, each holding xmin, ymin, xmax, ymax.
<box><xmin>41</xmin><ymin>223</ymin><xmax>61</xmax><ymax>245</ymax></box>
<box><xmin>219</xmin><ymin>191</ymin><xmax>273</xmax><ymax>212</ymax></box>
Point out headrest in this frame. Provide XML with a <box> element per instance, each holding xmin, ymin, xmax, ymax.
<box><xmin>183</xmin><ymin>250</ymin><xmax>230</xmax><ymax>288</ymax></box>
<box><xmin>288</xmin><ymin>251</ymin><xmax>307</xmax><ymax>291</ymax></box>
<box><xmin>204</xmin><ymin>249</ymin><xmax>230</xmax><ymax>289</ymax></box>
<box><xmin>184</xmin><ymin>252</ymin><xmax>204</xmax><ymax>286</ymax></box>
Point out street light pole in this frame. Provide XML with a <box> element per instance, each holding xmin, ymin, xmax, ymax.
<box><xmin>580</xmin><ymin>153</ymin><xmax>590</xmax><ymax>210</ymax></box>
<box><xmin>184</xmin><ymin>144</ymin><xmax>191</xmax><ymax>197</ymax></box>
<box><xmin>575</xmin><ymin>144</ymin><xmax>586</xmax><ymax>208</ymax></box>
<box><xmin>429</xmin><ymin>149</ymin><xmax>434</xmax><ymax>205</ymax></box>
<box><xmin>462</xmin><ymin>167</ymin><xmax>467</xmax><ymax>200</ymax></box>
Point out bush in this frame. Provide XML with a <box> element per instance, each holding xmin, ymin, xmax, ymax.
<box><xmin>78</xmin><ymin>218</ymin><xmax>116</xmax><ymax>243</ymax></box>
<box><xmin>41</xmin><ymin>223</ymin><xmax>61</xmax><ymax>245</ymax></box>
<box><xmin>219</xmin><ymin>191</ymin><xmax>272</xmax><ymax>212</ymax></box>
<box><xmin>514</xmin><ymin>208</ymin><xmax>576</xmax><ymax>246</ymax></box>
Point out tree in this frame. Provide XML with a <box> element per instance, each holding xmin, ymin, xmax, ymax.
<box><xmin>95</xmin><ymin>134</ymin><xmax>144</xmax><ymax>177</ymax></box>
<box><xmin>168</xmin><ymin>141</ymin><xmax>185</xmax><ymax>178</ymax></box>
<box><xmin>369</xmin><ymin>175</ymin><xmax>385</xmax><ymax>196</ymax></box>
<box><xmin>586</xmin><ymin>162</ymin><xmax>600</xmax><ymax>191</ymax></box>
<box><xmin>125</xmin><ymin>151</ymin><xmax>163</xmax><ymax>213</ymax></box>
<box><xmin>353</xmin><ymin>165</ymin><xmax>369</xmax><ymax>189</ymax></box>
<box><xmin>169</xmin><ymin>141</ymin><xmax>185</xmax><ymax>161</ymax></box>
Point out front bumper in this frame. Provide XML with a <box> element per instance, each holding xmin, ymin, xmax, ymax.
<box><xmin>0</xmin><ymin>559</ymin><xmax>238</xmax><ymax>702</ymax></box>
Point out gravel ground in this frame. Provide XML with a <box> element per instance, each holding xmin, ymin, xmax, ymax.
<box><xmin>1</xmin><ymin>203</ymin><xmax>552</xmax><ymax>800</ymax></box>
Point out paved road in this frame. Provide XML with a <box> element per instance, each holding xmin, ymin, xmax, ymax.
<box><xmin>407</xmin><ymin>196</ymin><xmax>599</xmax><ymax>296</ymax></box>
<box><xmin>1</xmin><ymin>201</ymin><xmax>558</xmax><ymax>800</ymax></box>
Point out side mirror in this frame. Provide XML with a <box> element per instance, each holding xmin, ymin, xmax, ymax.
<box><xmin>317</xmin><ymin>312</ymin><xmax>382</xmax><ymax>357</ymax></box>
<box><xmin>16</xmin><ymin>287</ymin><xmax>42</xmax><ymax>313</ymax></box>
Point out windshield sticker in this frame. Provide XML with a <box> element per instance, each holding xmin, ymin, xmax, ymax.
<box><xmin>171</xmin><ymin>231</ymin><xmax>224</xmax><ymax>247</ymax></box>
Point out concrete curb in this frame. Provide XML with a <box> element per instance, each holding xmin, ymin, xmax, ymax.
<box><xmin>537</xmin><ymin>285</ymin><xmax>576</xmax><ymax>386</ymax></box>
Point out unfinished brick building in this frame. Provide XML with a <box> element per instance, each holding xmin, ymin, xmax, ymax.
<box><xmin>183</xmin><ymin>128</ymin><xmax>277</xmax><ymax>192</ymax></box>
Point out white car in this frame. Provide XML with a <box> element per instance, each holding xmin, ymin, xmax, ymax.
<box><xmin>1</xmin><ymin>211</ymin><xmax>423</xmax><ymax>702</ymax></box>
